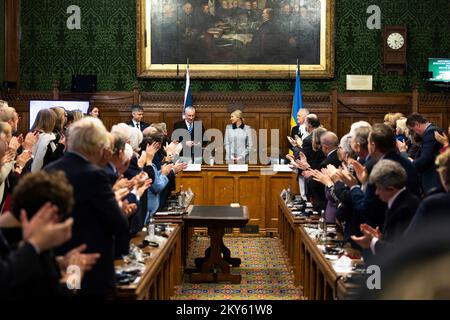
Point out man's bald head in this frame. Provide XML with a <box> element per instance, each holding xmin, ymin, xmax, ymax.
<box><xmin>320</xmin><ymin>131</ymin><xmax>339</xmax><ymax>155</ymax></box>
<box><xmin>320</xmin><ymin>131</ymin><xmax>339</xmax><ymax>147</ymax></box>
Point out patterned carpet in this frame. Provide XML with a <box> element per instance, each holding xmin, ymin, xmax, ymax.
<box><xmin>173</xmin><ymin>236</ymin><xmax>302</xmax><ymax>300</ymax></box>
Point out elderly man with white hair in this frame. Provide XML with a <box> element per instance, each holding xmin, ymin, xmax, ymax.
<box><xmin>45</xmin><ymin>117</ymin><xmax>129</xmax><ymax>298</ymax></box>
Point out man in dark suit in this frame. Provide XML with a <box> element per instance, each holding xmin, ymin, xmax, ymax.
<box><xmin>289</xmin><ymin>108</ymin><xmax>310</xmax><ymax>150</ymax></box>
<box><xmin>350</xmin><ymin>124</ymin><xmax>420</xmax><ymax>230</ymax></box>
<box><xmin>45</xmin><ymin>117</ymin><xmax>129</xmax><ymax>298</ymax></box>
<box><xmin>126</xmin><ymin>105</ymin><xmax>150</xmax><ymax>132</ymax></box>
<box><xmin>309</xmin><ymin>131</ymin><xmax>340</xmax><ymax>215</ymax></box>
<box><xmin>172</xmin><ymin>106</ymin><xmax>205</xmax><ymax>161</ymax></box>
<box><xmin>351</xmin><ymin>159</ymin><xmax>420</xmax><ymax>255</ymax></box>
<box><xmin>406</xmin><ymin>113</ymin><xmax>443</xmax><ymax>194</ymax></box>
<box><xmin>405</xmin><ymin>149</ymin><xmax>450</xmax><ymax>235</ymax></box>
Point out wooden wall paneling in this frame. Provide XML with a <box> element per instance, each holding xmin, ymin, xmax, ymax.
<box><xmin>420</xmin><ymin>114</ymin><xmax>443</xmax><ymax>128</ymax></box>
<box><xmin>195</xmin><ymin>112</ymin><xmax>212</xmax><ymax>133</ymax></box>
<box><xmin>336</xmin><ymin>117</ymin><xmax>353</xmax><ymax>139</ymax></box>
<box><xmin>176</xmin><ymin>174</ymin><xmax>206</xmax><ymax>204</ymax></box>
<box><xmin>237</xmin><ymin>175</ymin><xmax>265</xmax><ymax>228</ymax></box>
<box><xmin>210</xmin><ymin>113</ymin><xmax>232</xmax><ymax>134</ymax></box>
<box><xmin>143</xmin><ymin>112</ymin><xmax>164</xmax><ymax>127</ymax></box>
<box><xmin>209</xmin><ymin>174</ymin><xmax>235</xmax><ymax>206</ymax></box>
<box><xmin>164</xmin><ymin>112</ymin><xmax>185</xmax><ymax>137</ymax></box>
<box><xmin>316</xmin><ymin>113</ymin><xmax>332</xmax><ymax>132</ymax></box>
<box><xmin>239</xmin><ymin>112</ymin><xmax>260</xmax><ymax>132</ymax></box>
<box><xmin>4</xmin><ymin>0</ymin><xmax>20</xmax><ymax>86</ymax></box>
<box><xmin>265</xmin><ymin>173</ymin><xmax>299</xmax><ymax>233</ymax></box>
<box><xmin>259</xmin><ymin>113</ymin><xmax>289</xmax><ymax>161</ymax></box>
<box><xmin>419</xmin><ymin>94</ymin><xmax>450</xmax><ymax>130</ymax></box>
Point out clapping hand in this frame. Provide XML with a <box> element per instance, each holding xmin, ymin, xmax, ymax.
<box><xmin>311</xmin><ymin>168</ymin><xmax>333</xmax><ymax>186</ymax></box>
<box><xmin>172</xmin><ymin>160</ymin><xmax>188</xmax><ymax>174</ymax></box>
<box><xmin>350</xmin><ymin>224</ymin><xmax>382</xmax><ymax>249</ymax></box>
<box><xmin>287</xmin><ymin>136</ymin><xmax>296</xmax><ymax>147</ymax></box>
<box><xmin>22</xmin><ymin>131</ymin><xmax>39</xmax><ymax>151</ymax></box>
<box><xmin>435</xmin><ymin>131</ymin><xmax>449</xmax><ymax>148</ymax></box>
<box><xmin>21</xmin><ymin>203</ymin><xmax>74</xmax><ymax>253</ymax></box>
<box><xmin>295</xmin><ymin>135</ymin><xmax>302</xmax><ymax>148</ymax></box>
<box><xmin>120</xmin><ymin>199</ymin><xmax>137</xmax><ymax>218</ymax></box>
<box><xmin>9</xmin><ymin>136</ymin><xmax>21</xmax><ymax>152</ymax></box>
<box><xmin>58</xmin><ymin>244</ymin><xmax>100</xmax><ymax>279</ymax></box>
<box><xmin>347</xmin><ymin>160</ymin><xmax>368</xmax><ymax>185</ymax></box>
<box><xmin>335</xmin><ymin>167</ymin><xmax>358</xmax><ymax>187</ymax></box>
<box><xmin>295</xmin><ymin>158</ymin><xmax>311</xmax><ymax>170</ymax></box>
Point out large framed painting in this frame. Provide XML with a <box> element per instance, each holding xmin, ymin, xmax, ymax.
<box><xmin>137</xmin><ymin>0</ymin><xmax>334</xmax><ymax>78</ymax></box>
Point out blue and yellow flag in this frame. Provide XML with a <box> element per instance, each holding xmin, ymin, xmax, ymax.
<box><xmin>290</xmin><ymin>65</ymin><xmax>303</xmax><ymax>131</ymax></box>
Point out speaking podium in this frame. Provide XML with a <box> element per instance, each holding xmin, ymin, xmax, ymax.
<box><xmin>183</xmin><ymin>205</ymin><xmax>249</xmax><ymax>283</ymax></box>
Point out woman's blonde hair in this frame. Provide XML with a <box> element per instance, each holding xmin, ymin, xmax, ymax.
<box><xmin>31</xmin><ymin>109</ymin><xmax>56</xmax><ymax>133</ymax></box>
<box><xmin>231</xmin><ymin>109</ymin><xmax>244</xmax><ymax>122</ymax></box>
<box><xmin>51</xmin><ymin>107</ymin><xmax>66</xmax><ymax>132</ymax></box>
<box><xmin>0</xmin><ymin>121</ymin><xmax>12</xmax><ymax>140</ymax></box>
<box><xmin>384</xmin><ymin>112</ymin><xmax>404</xmax><ymax>129</ymax></box>
<box><xmin>436</xmin><ymin>149</ymin><xmax>450</xmax><ymax>191</ymax></box>
<box><xmin>396</xmin><ymin>117</ymin><xmax>407</xmax><ymax>135</ymax></box>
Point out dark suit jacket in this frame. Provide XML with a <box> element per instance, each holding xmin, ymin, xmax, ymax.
<box><xmin>0</xmin><ymin>227</ymin><xmax>68</xmax><ymax>299</ymax></box>
<box><xmin>405</xmin><ymin>192</ymin><xmax>450</xmax><ymax>236</ymax></box>
<box><xmin>289</xmin><ymin>125</ymin><xmax>300</xmax><ymax>152</ymax></box>
<box><xmin>172</xmin><ymin>120</ymin><xmax>205</xmax><ymax>158</ymax></box>
<box><xmin>381</xmin><ymin>190</ymin><xmax>419</xmax><ymax>243</ymax></box>
<box><xmin>126</xmin><ymin>120</ymin><xmax>150</xmax><ymax>132</ymax></box>
<box><xmin>45</xmin><ymin>152</ymin><xmax>129</xmax><ymax>297</ymax></box>
<box><xmin>413</xmin><ymin>124</ymin><xmax>443</xmax><ymax>192</ymax></box>
<box><xmin>384</xmin><ymin>151</ymin><xmax>421</xmax><ymax>196</ymax></box>
<box><xmin>320</xmin><ymin>149</ymin><xmax>341</xmax><ymax>169</ymax></box>
<box><xmin>350</xmin><ymin>183</ymin><xmax>386</xmax><ymax>230</ymax></box>
<box><xmin>0</xmin><ymin>229</ymin><xmax>52</xmax><ymax>299</ymax></box>
<box><xmin>308</xmin><ymin>149</ymin><xmax>340</xmax><ymax>212</ymax></box>
<box><xmin>374</xmin><ymin>189</ymin><xmax>420</xmax><ymax>254</ymax></box>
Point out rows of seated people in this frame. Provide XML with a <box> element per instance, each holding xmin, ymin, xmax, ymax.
<box><xmin>289</xmin><ymin>109</ymin><xmax>450</xmax><ymax>298</ymax></box>
<box><xmin>0</xmin><ymin>101</ymin><xmax>187</xmax><ymax>299</ymax></box>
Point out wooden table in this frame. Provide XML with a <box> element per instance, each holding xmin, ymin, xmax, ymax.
<box><xmin>277</xmin><ymin>194</ymin><xmax>318</xmax><ymax>286</ymax></box>
<box><xmin>115</xmin><ymin>224</ymin><xmax>182</xmax><ymax>300</ymax></box>
<box><xmin>176</xmin><ymin>165</ymin><xmax>298</xmax><ymax>234</ymax></box>
<box><xmin>277</xmin><ymin>194</ymin><xmax>361</xmax><ymax>299</ymax></box>
<box><xmin>154</xmin><ymin>192</ymin><xmax>195</xmax><ymax>268</ymax></box>
<box><xmin>183</xmin><ymin>205</ymin><xmax>249</xmax><ymax>284</ymax></box>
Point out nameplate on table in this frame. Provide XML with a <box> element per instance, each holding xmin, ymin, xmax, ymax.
<box><xmin>228</xmin><ymin>164</ymin><xmax>248</xmax><ymax>172</ymax></box>
<box><xmin>184</xmin><ymin>164</ymin><xmax>202</xmax><ymax>171</ymax></box>
<box><xmin>272</xmin><ymin>164</ymin><xmax>293</xmax><ymax>172</ymax></box>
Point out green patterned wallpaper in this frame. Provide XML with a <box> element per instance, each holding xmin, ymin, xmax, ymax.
<box><xmin>19</xmin><ymin>0</ymin><xmax>450</xmax><ymax>92</ymax></box>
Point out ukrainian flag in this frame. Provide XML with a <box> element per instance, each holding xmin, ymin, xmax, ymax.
<box><xmin>290</xmin><ymin>65</ymin><xmax>303</xmax><ymax>131</ymax></box>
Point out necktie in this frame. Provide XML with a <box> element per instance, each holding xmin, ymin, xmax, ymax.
<box><xmin>188</xmin><ymin>123</ymin><xmax>192</xmax><ymax>134</ymax></box>
<box><xmin>136</xmin><ymin>122</ymin><xmax>140</xmax><ymax>130</ymax></box>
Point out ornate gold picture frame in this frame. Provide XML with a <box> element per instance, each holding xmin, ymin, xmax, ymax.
<box><xmin>137</xmin><ymin>0</ymin><xmax>334</xmax><ymax>79</ymax></box>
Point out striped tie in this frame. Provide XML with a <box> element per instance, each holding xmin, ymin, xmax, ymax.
<box><xmin>188</xmin><ymin>123</ymin><xmax>192</xmax><ymax>134</ymax></box>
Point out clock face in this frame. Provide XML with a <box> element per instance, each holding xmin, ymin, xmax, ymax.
<box><xmin>387</xmin><ymin>32</ymin><xmax>405</xmax><ymax>50</ymax></box>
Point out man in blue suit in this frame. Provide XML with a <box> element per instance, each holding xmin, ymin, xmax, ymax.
<box><xmin>406</xmin><ymin>113</ymin><xmax>444</xmax><ymax>194</ymax></box>
<box><xmin>45</xmin><ymin>117</ymin><xmax>129</xmax><ymax>298</ymax></box>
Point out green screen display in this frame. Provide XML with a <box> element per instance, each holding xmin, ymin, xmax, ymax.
<box><xmin>428</xmin><ymin>58</ymin><xmax>450</xmax><ymax>82</ymax></box>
